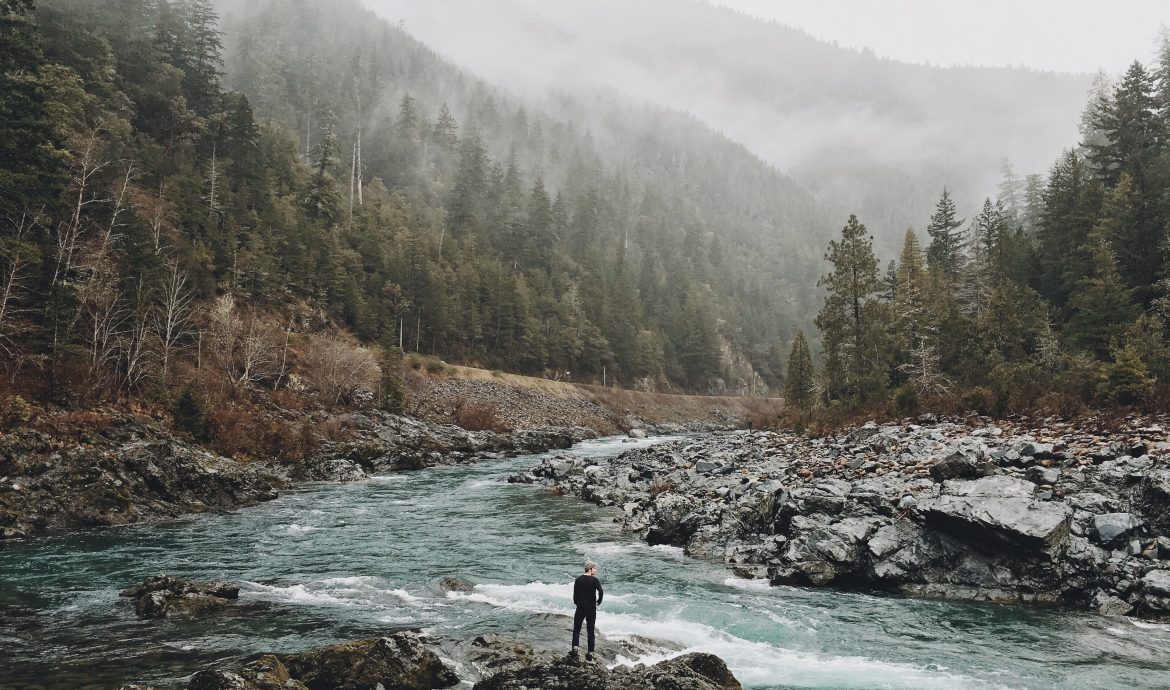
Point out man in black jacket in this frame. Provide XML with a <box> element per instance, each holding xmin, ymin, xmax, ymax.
<box><xmin>571</xmin><ymin>561</ymin><xmax>604</xmax><ymax>660</ymax></box>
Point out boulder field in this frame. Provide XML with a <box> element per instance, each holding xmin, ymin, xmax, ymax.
<box><xmin>512</xmin><ymin>416</ymin><xmax>1170</xmax><ymax>617</ymax></box>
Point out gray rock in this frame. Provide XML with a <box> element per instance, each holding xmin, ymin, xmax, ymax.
<box><xmin>1090</xmin><ymin>513</ymin><xmax>1142</xmax><ymax>546</ymax></box>
<box><xmin>917</xmin><ymin>491</ymin><xmax>1072</xmax><ymax>555</ymax></box>
<box><xmin>929</xmin><ymin>451</ymin><xmax>995</xmax><ymax>482</ymax></box>
<box><xmin>1026</xmin><ymin>466</ymin><xmax>1061</xmax><ymax>486</ymax></box>
<box><xmin>120</xmin><ymin>575</ymin><xmax>239</xmax><ymax>619</ymax></box>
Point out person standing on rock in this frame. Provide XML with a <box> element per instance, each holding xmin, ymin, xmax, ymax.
<box><xmin>571</xmin><ymin>561</ymin><xmax>604</xmax><ymax>661</ymax></box>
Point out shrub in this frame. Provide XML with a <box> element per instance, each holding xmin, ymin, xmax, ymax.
<box><xmin>453</xmin><ymin>401</ymin><xmax>510</xmax><ymax>432</ymax></box>
<box><xmin>961</xmin><ymin>386</ymin><xmax>995</xmax><ymax>416</ymax></box>
<box><xmin>892</xmin><ymin>384</ymin><xmax>920</xmax><ymax>417</ymax></box>
<box><xmin>1</xmin><ymin>395</ymin><xmax>33</xmax><ymax>430</ymax></box>
<box><xmin>649</xmin><ymin>478</ymin><xmax>675</xmax><ymax>495</ymax></box>
<box><xmin>301</xmin><ymin>335</ymin><xmax>381</xmax><ymax>408</ymax></box>
<box><xmin>172</xmin><ymin>388</ymin><xmax>209</xmax><ymax>441</ymax></box>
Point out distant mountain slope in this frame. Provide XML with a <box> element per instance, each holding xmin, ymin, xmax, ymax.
<box><xmin>219</xmin><ymin>0</ymin><xmax>834</xmax><ymax>391</ymax></box>
<box><xmin>362</xmin><ymin>0</ymin><xmax>1093</xmax><ymax>250</ymax></box>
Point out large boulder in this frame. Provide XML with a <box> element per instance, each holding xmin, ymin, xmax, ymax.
<box><xmin>120</xmin><ymin>575</ymin><xmax>239</xmax><ymax>619</ymax></box>
<box><xmin>646</xmin><ymin>493</ymin><xmax>701</xmax><ymax>547</ymax></box>
<box><xmin>472</xmin><ymin>652</ymin><xmax>741</xmax><ymax>690</ymax></box>
<box><xmin>916</xmin><ymin>476</ymin><xmax>1072</xmax><ymax>555</ymax></box>
<box><xmin>280</xmin><ymin>633</ymin><xmax>460</xmax><ymax>690</ymax></box>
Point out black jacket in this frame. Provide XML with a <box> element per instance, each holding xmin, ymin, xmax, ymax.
<box><xmin>573</xmin><ymin>574</ymin><xmax>603</xmax><ymax>609</ymax></box>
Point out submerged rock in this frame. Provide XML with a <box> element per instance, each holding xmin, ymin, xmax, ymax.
<box><xmin>120</xmin><ymin>575</ymin><xmax>239</xmax><ymax>619</ymax></box>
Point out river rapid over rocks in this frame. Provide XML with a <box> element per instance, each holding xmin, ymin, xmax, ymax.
<box><xmin>4</xmin><ymin>433</ymin><xmax>1170</xmax><ymax>688</ymax></box>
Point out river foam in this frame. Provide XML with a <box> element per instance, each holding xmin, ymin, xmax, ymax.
<box><xmin>449</xmin><ymin>580</ymin><xmax>1001</xmax><ymax>690</ymax></box>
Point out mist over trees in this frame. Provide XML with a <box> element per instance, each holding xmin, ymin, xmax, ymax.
<box><xmin>797</xmin><ymin>43</ymin><xmax>1170</xmax><ymax>416</ymax></box>
<box><xmin>362</xmin><ymin>0</ymin><xmax>1092</xmax><ymax>255</ymax></box>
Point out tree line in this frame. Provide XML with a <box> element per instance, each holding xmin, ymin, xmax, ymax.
<box><xmin>790</xmin><ymin>43</ymin><xmax>1170</xmax><ymax>417</ymax></box>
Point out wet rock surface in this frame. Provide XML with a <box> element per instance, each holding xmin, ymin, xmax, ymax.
<box><xmin>184</xmin><ymin>632</ymin><xmax>459</xmax><ymax>690</ymax></box>
<box><xmin>121</xmin><ymin>575</ymin><xmax>240</xmax><ymax>619</ymax></box>
<box><xmin>122</xmin><ymin>628</ymin><xmax>737</xmax><ymax>690</ymax></box>
<box><xmin>0</xmin><ymin>416</ymin><xmax>285</xmax><ymax>539</ymax></box>
<box><xmin>515</xmin><ymin>416</ymin><xmax>1170</xmax><ymax>618</ymax></box>
<box><xmin>299</xmin><ymin>411</ymin><xmax>597</xmax><ymax>482</ymax></box>
<box><xmin>471</xmin><ymin>651</ymin><xmax>742</xmax><ymax>690</ymax></box>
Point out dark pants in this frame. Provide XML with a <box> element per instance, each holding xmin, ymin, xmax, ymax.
<box><xmin>572</xmin><ymin>606</ymin><xmax>597</xmax><ymax>652</ymax></box>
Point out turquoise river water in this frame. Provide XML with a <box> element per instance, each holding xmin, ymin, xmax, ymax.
<box><xmin>3</xmin><ymin>435</ymin><xmax>1170</xmax><ymax>689</ymax></box>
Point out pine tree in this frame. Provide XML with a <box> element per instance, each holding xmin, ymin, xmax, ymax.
<box><xmin>182</xmin><ymin>0</ymin><xmax>223</xmax><ymax>115</ymax></box>
<box><xmin>924</xmin><ymin>189</ymin><xmax>966</xmax><ymax>283</ymax></box>
<box><xmin>815</xmin><ymin>215</ymin><xmax>886</xmax><ymax>403</ymax></box>
<box><xmin>305</xmin><ymin>106</ymin><xmax>341</xmax><ymax>223</ymax></box>
<box><xmin>783</xmin><ymin>329</ymin><xmax>816</xmax><ymax>409</ymax></box>
<box><xmin>1066</xmin><ymin>189</ymin><xmax>1140</xmax><ymax>358</ymax></box>
<box><xmin>1088</xmin><ymin>61</ymin><xmax>1159</xmax><ymax>186</ymax></box>
<box><xmin>432</xmin><ymin>102</ymin><xmax>458</xmax><ymax>150</ymax></box>
<box><xmin>1036</xmin><ymin>150</ymin><xmax>1101</xmax><ymax>308</ymax></box>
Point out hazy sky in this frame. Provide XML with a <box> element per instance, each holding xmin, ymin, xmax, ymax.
<box><xmin>715</xmin><ymin>0</ymin><xmax>1168</xmax><ymax>74</ymax></box>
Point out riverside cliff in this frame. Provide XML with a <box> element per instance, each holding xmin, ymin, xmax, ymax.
<box><xmin>514</xmin><ymin>415</ymin><xmax>1170</xmax><ymax>618</ymax></box>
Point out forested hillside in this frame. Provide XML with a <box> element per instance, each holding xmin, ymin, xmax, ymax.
<box><xmin>364</xmin><ymin>0</ymin><xmax>1091</xmax><ymax>254</ymax></box>
<box><xmin>791</xmin><ymin>43</ymin><xmax>1170</xmax><ymax>418</ymax></box>
<box><xmin>219</xmin><ymin>0</ymin><xmax>834</xmax><ymax>392</ymax></box>
<box><xmin>0</xmin><ymin>0</ymin><xmax>831</xmax><ymax>412</ymax></box>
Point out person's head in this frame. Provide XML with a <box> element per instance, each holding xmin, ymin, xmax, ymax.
<box><xmin>585</xmin><ymin>561</ymin><xmax>597</xmax><ymax>576</ymax></box>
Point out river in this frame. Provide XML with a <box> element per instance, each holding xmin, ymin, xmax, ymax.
<box><xmin>3</xmin><ymin>435</ymin><xmax>1170</xmax><ymax>689</ymax></box>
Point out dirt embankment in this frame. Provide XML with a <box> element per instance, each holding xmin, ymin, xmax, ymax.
<box><xmin>403</xmin><ymin>363</ymin><xmax>780</xmax><ymax>433</ymax></box>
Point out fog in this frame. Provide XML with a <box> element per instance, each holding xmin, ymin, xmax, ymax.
<box><xmin>718</xmin><ymin>0</ymin><xmax>1169</xmax><ymax>74</ymax></box>
<box><xmin>357</xmin><ymin>0</ymin><xmax>1114</xmax><ymax>241</ymax></box>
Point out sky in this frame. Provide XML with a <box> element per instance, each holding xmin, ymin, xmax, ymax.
<box><xmin>714</xmin><ymin>0</ymin><xmax>1168</xmax><ymax>74</ymax></box>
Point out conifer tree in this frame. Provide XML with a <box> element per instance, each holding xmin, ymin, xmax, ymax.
<box><xmin>784</xmin><ymin>329</ymin><xmax>816</xmax><ymax>409</ymax></box>
<box><xmin>924</xmin><ymin>189</ymin><xmax>966</xmax><ymax>284</ymax></box>
<box><xmin>1066</xmin><ymin>190</ymin><xmax>1140</xmax><ymax>358</ymax></box>
<box><xmin>1089</xmin><ymin>61</ymin><xmax>1159</xmax><ymax>186</ymax></box>
<box><xmin>815</xmin><ymin>215</ymin><xmax>886</xmax><ymax>403</ymax></box>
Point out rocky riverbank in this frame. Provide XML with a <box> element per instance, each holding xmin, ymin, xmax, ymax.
<box><xmin>513</xmin><ymin>415</ymin><xmax>1170</xmax><ymax>618</ymax></box>
<box><xmin>107</xmin><ymin>575</ymin><xmax>743</xmax><ymax>690</ymax></box>
<box><xmin>0</xmin><ymin>410</ymin><xmax>595</xmax><ymax>540</ymax></box>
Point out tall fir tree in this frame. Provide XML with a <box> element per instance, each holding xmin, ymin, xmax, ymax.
<box><xmin>924</xmin><ymin>189</ymin><xmax>966</xmax><ymax>285</ymax></box>
<box><xmin>784</xmin><ymin>329</ymin><xmax>816</xmax><ymax>409</ymax></box>
<box><xmin>815</xmin><ymin>215</ymin><xmax>887</xmax><ymax>403</ymax></box>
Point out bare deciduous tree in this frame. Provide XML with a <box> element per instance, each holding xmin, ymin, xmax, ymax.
<box><xmin>301</xmin><ymin>334</ymin><xmax>380</xmax><ymax>406</ymax></box>
<box><xmin>120</xmin><ymin>278</ymin><xmax>154</xmax><ymax>395</ymax></box>
<box><xmin>153</xmin><ymin>259</ymin><xmax>195</xmax><ymax>382</ymax></box>
<box><xmin>0</xmin><ymin>212</ymin><xmax>43</xmax><ymax>362</ymax></box>
<box><xmin>206</xmin><ymin>294</ymin><xmax>284</xmax><ymax>389</ymax></box>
